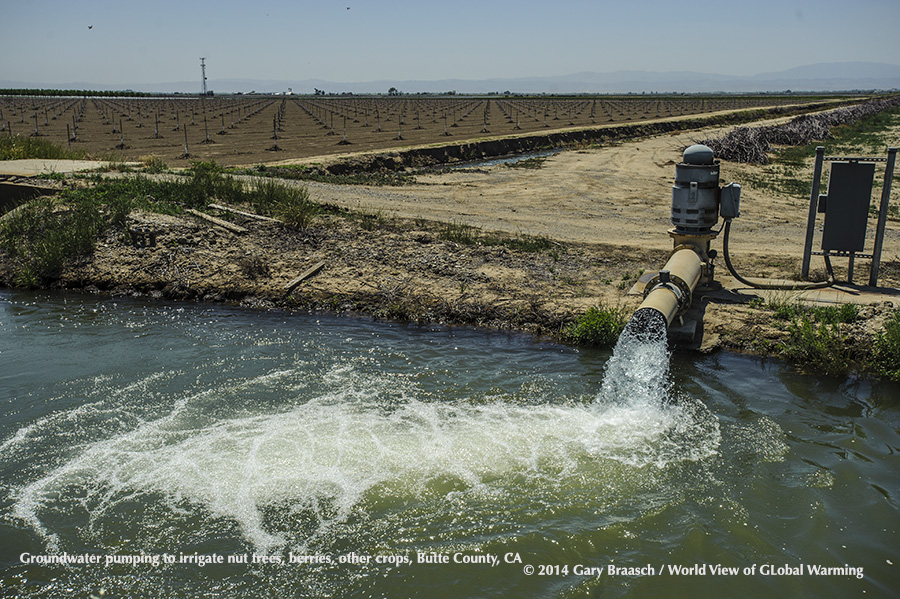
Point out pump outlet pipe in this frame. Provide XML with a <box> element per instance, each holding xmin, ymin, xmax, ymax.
<box><xmin>635</xmin><ymin>247</ymin><xmax>703</xmax><ymax>328</ymax></box>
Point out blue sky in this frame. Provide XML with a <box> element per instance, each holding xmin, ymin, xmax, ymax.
<box><xmin>3</xmin><ymin>0</ymin><xmax>899</xmax><ymax>85</ymax></box>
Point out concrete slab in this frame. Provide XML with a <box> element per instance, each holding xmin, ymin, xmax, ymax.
<box><xmin>718</xmin><ymin>279</ymin><xmax>900</xmax><ymax>307</ymax></box>
<box><xmin>0</xmin><ymin>159</ymin><xmax>112</xmax><ymax>177</ymax></box>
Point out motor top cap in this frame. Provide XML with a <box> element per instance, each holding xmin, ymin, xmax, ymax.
<box><xmin>682</xmin><ymin>144</ymin><xmax>715</xmax><ymax>165</ymax></box>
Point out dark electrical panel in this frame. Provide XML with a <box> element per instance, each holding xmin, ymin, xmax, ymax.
<box><xmin>820</xmin><ymin>161</ymin><xmax>875</xmax><ymax>253</ymax></box>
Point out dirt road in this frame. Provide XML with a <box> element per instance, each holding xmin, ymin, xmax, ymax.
<box><xmin>286</xmin><ymin>116</ymin><xmax>900</xmax><ymax>272</ymax></box>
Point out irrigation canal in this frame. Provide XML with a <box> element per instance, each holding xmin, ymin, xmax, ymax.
<box><xmin>1</xmin><ymin>290</ymin><xmax>897</xmax><ymax>597</ymax></box>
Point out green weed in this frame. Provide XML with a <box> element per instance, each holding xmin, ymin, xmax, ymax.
<box><xmin>564</xmin><ymin>303</ymin><xmax>628</xmax><ymax>347</ymax></box>
<box><xmin>871</xmin><ymin>310</ymin><xmax>900</xmax><ymax>380</ymax></box>
<box><xmin>0</xmin><ymin>136</ymin><xmax>88</xmax><ymax>160</ymax></box>
<box><xmin>779</xmin><ymin>317</ymin><xmax>857</xmax><ymax>377</ymax></box>
<box><xmin>250</xmin><ymin>179</ymin><xmax>318</xmax><ymax>228</ymax></box>
<box><xmin>0</xmin><ymin>196</ymin><xmax>101</xmax><ymax>286</ymax></box>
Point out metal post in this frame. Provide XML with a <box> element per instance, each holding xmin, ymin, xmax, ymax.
<box><xmin>868</xmin><ymin>147</ymin><xmax>898</xmax><ymax>287</ymax></box>
<box><xmin>801</xmin><ymin>146</ymin><xmax>826</xmax><ymax>279</ymax></box>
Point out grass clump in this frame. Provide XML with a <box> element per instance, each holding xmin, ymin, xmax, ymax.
<box><xmin>63</xmin><ymin>161</ymin><xmax>317</xmax><ymax>225</ymax></box>
<box><xmin>184</xmin><ymin>161</ymin><xmax>245</xmax><ymax>206</ymax></box>
<box><xmin>816</xmin><ymin>303</ymin><xmax>860</xmax><ymax>325</ymax></box>
<box><xmin>502</xmin><ymin>234</ymin><xmax>553</xmax><ymax>252</ymax></box>
<box><xmin>565</xmin><ymin>304</ymin><xmax>628</xmax><ymax>347</ymax></box>
<box><xmin>762</xmin><ymin>296</ymin><xmax>859</xmax><ymax>324</ymax></box>
<box><xmin>346</xmin><ymin>206</ymin><xmax>386</xmax><ymax>231</ymax></box>
<box><xmin>0</xmin><ymin>159</ymin><xmax>321</xmax><ymax>287</ymax></box>
<box><xmin>751</xmin><ymin>297</ymin><xmax>900</xmax><ymax>380</ymax></box>
<box><xmin>0</xmin><ymin>136</ymin><xmax>89</xmax><ymax>160</ymax></box>
<box><xmin>871</xmin><ymin>310</ymin><xmax>900</xmax><ymax>380</ymax></box>
<box><xmin>438</xmin><ymin>221</ymin><xmax>554</xmax><ymax>253</ymax></box>
<box><xmin>779</xmin><ymin>317</ymin><xmax>858</xmax><ymax>377</ymax></box>
<box><xmin>771</xmin><ymin>302</ymin><xmax>863</xmax><ymax>376</ymax></box>
<box><xmin>249</xmin><ymin>178</ymin><xmax>318</xmax><ymax>228</ymax></box>
<box><xmin>439</xmin><ymin>221</ymin><xmax>480</xmax><ymax>245</ymax></box>
<box><xmin>0</xmin><ymin>196</ymin><xmax>101</xmax><ymax>286</ymax></box>
<box><xmin>749</xmin><ymin>297</ymin><xmax>863</xmax><ymax>376</ymax></box>
<box><xmin>140</xmin><ymin>154</ymin><xmax>169</xmax><ymax>173</ymax></box>
<box><xmin>505</xmin><ymin>156</ymin><xmax>546</xmax><ymax>169</ymax></box>
<box><xmin>62</xmin><ymin>171</ymin><xmax>207</xmax><ymax>216</ymax></box>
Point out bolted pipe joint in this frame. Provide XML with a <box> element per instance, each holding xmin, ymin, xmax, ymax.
<box><xmin>637</xmin><ymin>247</ymin><xmax>704</xmax><ymax>328</ymax></box>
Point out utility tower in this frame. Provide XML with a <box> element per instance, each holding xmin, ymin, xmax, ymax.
<box><xmin>200</xmin><ymin>58</ymin><xmax>208</xmax><ymax>95</ymax></box>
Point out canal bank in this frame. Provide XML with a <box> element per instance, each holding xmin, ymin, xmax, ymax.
<box><xmin>2</xmin><ymin>113</ymin><xmax>899</xmax><ymax>377</ymax></box>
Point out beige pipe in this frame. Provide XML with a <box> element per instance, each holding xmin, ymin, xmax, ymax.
<box><xmin>636</xmin><ymin>247</ymin><xmax>703</xmax><ymax>327</ymax></box>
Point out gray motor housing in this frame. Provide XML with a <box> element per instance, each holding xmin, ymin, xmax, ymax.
<box><xmin>671</xmin><ymin>154</ymin><xmax>720</xmax><ymax>234</ymax></box>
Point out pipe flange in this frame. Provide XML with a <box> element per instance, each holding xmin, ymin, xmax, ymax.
<box><xmin>643</xmin><ymin>270</ymin><xmax>693</xmax><ymax>316</ymax></box>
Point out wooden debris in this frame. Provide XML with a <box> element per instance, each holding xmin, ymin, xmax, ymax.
<box><xmin>284</xmin><ymin>261</ymin><xmax>326</xmax><ymax>293</ymax></box>
<box><xmin>185</xmin><ymin>209</ymin><xmax>248</xmax><ymax>234</ymax></box>
<box><xmin>208</xmin><ymin>203</ymin><xmax>280</xmax><ymax>223</ymax></box>
<box><xmin>697</xmin><ymin>96</ymin><xmax>900</xmax><ymax>164</ymax></box>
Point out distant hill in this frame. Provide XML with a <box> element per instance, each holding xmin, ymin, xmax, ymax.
<box><xmin>4</xmin><ymin>62</ymin><xmax>900</xmax><ymax>95</ymax></box>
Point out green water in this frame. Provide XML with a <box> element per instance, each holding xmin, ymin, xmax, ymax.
<box><xmin>0</xmin><ymin>291</ymin><xmax>897</xmax><ymax>598</ymax></box>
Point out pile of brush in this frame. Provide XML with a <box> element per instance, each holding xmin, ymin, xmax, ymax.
<box><xmin>697</xmin><ymin>96</ymin><xmax>900</xmax><ymax>163</ymax></box>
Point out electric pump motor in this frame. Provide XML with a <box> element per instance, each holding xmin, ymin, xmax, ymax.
<box><xmin>666</xmin><ymin>144</ymin><xmax>740</xmax><ymax>293</ymax></box>
<box><xmin>671</xmin><ymin>144</ymin><xmax>723</xmax><ymax>234</ymax></box>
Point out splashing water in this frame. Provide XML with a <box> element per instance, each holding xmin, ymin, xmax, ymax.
<box><xmin>599</xmin><ymin>308</ymin><xmax>672</xmax><ymax>406</ymax></box>
<box><xmin>3</xmin><ymin>299</ymin><xmax>719</xmax><ymax>558</ymax></box>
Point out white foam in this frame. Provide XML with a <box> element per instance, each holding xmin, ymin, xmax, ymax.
<box><xmin>6</xmin><ymin>315</ymin><xmax>725</xmax><ymax>552</ymax></box>
<box><xmin>9</xmin><ymin>350</ymin><xmax>719</xmax><ymax>552</ymax></box>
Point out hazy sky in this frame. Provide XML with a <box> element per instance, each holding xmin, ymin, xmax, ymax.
<box><xmin>3</xmin><ymin>0</ymin><xmax>899</xmax><ymax>86</ymax></box>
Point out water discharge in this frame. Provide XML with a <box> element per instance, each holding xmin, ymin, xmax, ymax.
<box><xmin>1</xmin><ymin>291</ymin><xmax>896</xmax><ymax>598</ymax></box>
<box><xmin>7</xmin><ymin>302</ymin><xmax>717</xmax><ymax>556</ymax></box>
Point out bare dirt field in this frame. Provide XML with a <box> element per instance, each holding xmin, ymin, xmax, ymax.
<box><xmin>2</xmin><ymin>94</ymin><xmax>838</xmax><ymax>166</ymax></box>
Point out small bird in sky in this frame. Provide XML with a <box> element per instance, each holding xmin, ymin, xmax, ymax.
<box><xmin>88</xmin><ymin>25</ymin><xmax>93</xmax><ymax>29</ymax></box>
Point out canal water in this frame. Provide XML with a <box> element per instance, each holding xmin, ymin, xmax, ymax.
<box><xmin>0</xmin><ymin>290</ymin><xmax>897</xmax><ymax>598</ymax></box>
<box><xmin>447</xmin><ymin>148</ymin><xmax>562</xmax><ymax>170</ymax></box>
